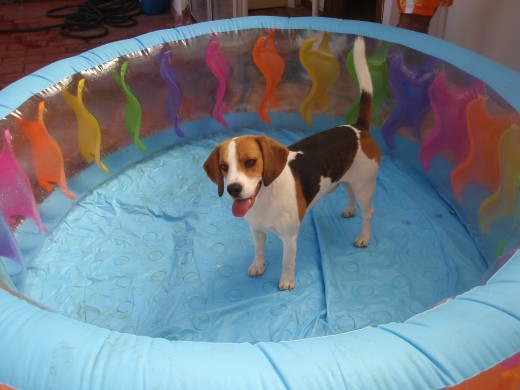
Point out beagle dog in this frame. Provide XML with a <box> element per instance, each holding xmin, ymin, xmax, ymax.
<box><xmin>204</xmin><ymin>37</ymin><xmax>379</xmax><ymax>290</ymax></box>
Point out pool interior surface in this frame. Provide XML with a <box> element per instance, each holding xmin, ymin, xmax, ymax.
<box><xmin>24</xmin><ymin>126</ymin><xmax>487</xmax><ymax>343</ymax></box>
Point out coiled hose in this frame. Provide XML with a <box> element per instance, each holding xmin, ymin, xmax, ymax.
<box><xmin>0</xmin><ymin>0</ymin><xmax>142</xmax><ymax>39</ymax></box>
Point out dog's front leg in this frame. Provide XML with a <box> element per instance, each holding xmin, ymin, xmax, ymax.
<box><xmin>248</xmin><ymin>229</ymin><xmax>266</xmax><ymax>277</ymax></box>
<box><xmin>279</xmin><ymin>233</ymin><xmax>297</xmax><ymax>290</ymax></box>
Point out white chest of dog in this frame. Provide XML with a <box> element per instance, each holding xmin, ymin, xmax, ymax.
<box><xmin>203</xmin><ymin>37</ymin><xmax>380</xmax><ymax>290</ymax></box>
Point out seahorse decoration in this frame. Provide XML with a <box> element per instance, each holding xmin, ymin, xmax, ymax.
<box><xmin>206</xmin><ymin>35</ymin><xmax>230</xmax><ymax>127</ymax></box>
<box><xmin>113</xmin><ymin>61</ymin><xmax>146</xmax><ymax>152</ymax></box>
<box><xmin>477</xmin><ymin>125</ymin><xmax>520</xmax><ymax>234</ymax></box>
<box><xmin>15</xmin><ymin>101</ymin><xmax>75</xmax><ymax>199</ymax></box>
<box><xmin>381</xmin><ymin>55</ymin><xmax>437</xmax><ymax>149</ymax></box>
<box><xmin>299</xmin><ymin>32</ymin><xmax>340</xmax><ymax>126</ymax></box>
<box><xmin>419</xmin><ymin>73</ymin><xmax>485</xmax><ymax>170</ymax></box>
<box><xmin>159</xmin><ymin>50</ymin><xmax>184</xmax><ymax>138</ymax></box>
<box><xmin>62</xmin><ymin>78</ymin><xmax>109</xmax><ymax>173</ymax></box>
<box><xmin>450</xmin><ymin>96</ymin><xmax>518</xmax><ymax>202</ymax></box>
<box><xmin>0</xmin><ymin>129</ymin><xmax>46</xmax><ymax>232</ymax></box>
<box><xmin>253</xmin><ymin>29</ymin><xmax>285</xmax><ymax>124</ymax></box>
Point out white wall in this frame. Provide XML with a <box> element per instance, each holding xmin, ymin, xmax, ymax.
<box><xmin>382</xmin><ymin>0</ymin><xmax>520</xmax><ymax>73</ymax></box>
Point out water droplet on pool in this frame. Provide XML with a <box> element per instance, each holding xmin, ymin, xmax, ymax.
<box><xmin>211</xmin><ymin>243</ymin><xmax>225</xmax><ymax>254</ymax></box>
<box><xmin>204</xmin><ymin>224</ymin><xmax>218</xmax><ymax>234</ymax></box>
<box><xmin>188</xmin><ymin>296</ymin><xmax>206</xmax><ymax>309</ymax></box>
<box><xmin>336</xmin><ymin>315</ymin><xmax>356</xmax><ymax>331</ymax></box>
<box><xmin>114</xmin><ymin>256</ymin><xmax>130</xmax><ymax>265</ymax></box>
<box><xmin>173</xmin><ymin>222</ymin><xmax>186</xmax><ymax>234</ymax></box>
<box><xmin>148</xmin><ymin>251</ymin><xmax>164</xmax><ymax>261</ymax></box>
<box><xmin>192</xmin><ymin>313</ymin><xmax>210</xmax><ymax>330</ymax></box>
<box><xmin>143</xmin><ymin>232</ymin><xmax>158</xmax><ymax>241</ymax></box>
<box><xmin>151</xmin><ymin>271</ymin><xmax>166</xmax><ymax>281</ymax></box>
<box><xmin>356</xmin><ymin>285</ymin><xmax>374</xmax><ymax>297</ymax></box>
<box><xmin>116</xmin><ymin>277</ymin><xmax>132</xmax><ymax>288</ymax></box>
<box><xmin>183</xmin><ymin>272</ymin><xmax>199</xmax><ymax>283</ymax></box>
<box><xmin>117</xmin><ymin>301</ymin><xmax>134</xmax><ymax>313</ymax></box>
<box><xmin>392</xmin><ymin>276</ymin><xmax>407</xmax><ymax>288</ymax></box>
<box><xmin>263</xmin><ymin>281</ymin><xmax>278</xmax><ymax>293</ymax></box>
<box><xmin>226</xmin><ymin>289</ymin><xmax>242</xmax><ymax>302</ymax></box>
<box><xmin>217</xmin><ymin>265</ymin><xmax>233</xmax><ymax>277</ymax></box>
<box><xmin>270</xmin><ymin>304</ymin><xmax>287</xmax><ymax>316</ymax></box>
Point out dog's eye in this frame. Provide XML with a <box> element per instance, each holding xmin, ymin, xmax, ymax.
<box><xmin>220</xmin><ymin>164</ymin><xmax>228</xmax><ymax>172</ymax></box>
<box><xmin>244</xmin><ymin>159</ymin><xmax>256</xmax><ymax>168</ymax></box>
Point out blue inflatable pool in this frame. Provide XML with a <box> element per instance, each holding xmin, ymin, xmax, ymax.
<box><xmin>0</xmin><ymin>17</ymin><xmax>519</xmax><ymax>389</ymax></box>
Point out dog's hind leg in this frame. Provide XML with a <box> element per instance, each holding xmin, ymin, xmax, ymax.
<box><xmin>349</xmin><ymin>179</ymin><xmax>376</xmax><ymax>248</ymax></box>
<box><xmin>341</xmin><ymin>182</ymin><xmax>357</xmax><ymax>218</ymax></box>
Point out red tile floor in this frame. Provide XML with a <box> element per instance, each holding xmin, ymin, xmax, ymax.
<box><xmin>0</xmin><ymin>0</ymin><xmax>312</xmax><ymax>91</ymax></box>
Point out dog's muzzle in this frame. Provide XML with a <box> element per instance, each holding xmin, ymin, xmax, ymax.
<box><xmin>227</xmin><ymin>183</ymin><xmax>242</xmax><ymax>198</ymax></box>
<box><xmin>229</xmin><ymin>182</ymin><xmax>262</xmax><ymax>218</ymax></box>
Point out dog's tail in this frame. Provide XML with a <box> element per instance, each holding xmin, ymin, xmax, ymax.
<box><xmin>352</xmin><ymin>37</ymin><xmax>373</xmax><ymax>131</ymax></box>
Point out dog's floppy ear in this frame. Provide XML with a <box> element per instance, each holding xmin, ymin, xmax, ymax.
<box><xmin>203</xmin><ymin>145</ymin><xmax>224</xmax><ymax>197</ymax></box>
<box><xmin>256</xmin><ymin>136</ymin><xmax>289</xmax><ymax>186</ymax></box>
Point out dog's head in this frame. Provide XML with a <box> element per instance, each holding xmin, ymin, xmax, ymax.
<box><xmin>203</xmin><ymin>135</ymin><xmax>289</xmax><ymax>217</ymax></box>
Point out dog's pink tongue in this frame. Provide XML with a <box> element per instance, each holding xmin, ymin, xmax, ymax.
<box><xmin>232</xmin><ymin>197</ymin><xmax>254</xmax><ymax>218</ymax></box>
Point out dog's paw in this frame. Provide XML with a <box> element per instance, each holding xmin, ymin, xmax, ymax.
<box><xmin>278</xmin><ymin>277</ymin><xmax>295</xmax><ymax>291</ymax></box>
<box><xmin>342</xmin><ymin>207</ymin><xmax>356</xmax><ymax>218</ymax></box>
<box><xmin>248</xmin><ymin>262</ymin><xmax>265</xmax><ymax>277</ymax></box>
<box><xmin>354</xmin><ymin>236</ymin><xmax>369</xmax><ymax>248</ymax></box>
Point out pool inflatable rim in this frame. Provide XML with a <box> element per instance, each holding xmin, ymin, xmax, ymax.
<box><xmin>0</xmin><ymin>251</ymin><xmax>518</xmax><ymax>388</ymax></box>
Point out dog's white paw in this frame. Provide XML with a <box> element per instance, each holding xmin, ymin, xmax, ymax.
<box><xmin>342</xmin><ymin>208</ymin><xmax>356</xmax><ymax>218</ymax></box>
<box><xmin>278</xmin><ymin>277</ymin><xmax>295</xmax><ymax>291</ymax></box>
<box><xmin>354</xmin><ymin>236</ymin><xmax>369</xmax><ymax>248</ymax></box>
<box><xmin>248</xmin><ymin>262</ymin><xmax>265</xmax><ymax>277</ymax></box>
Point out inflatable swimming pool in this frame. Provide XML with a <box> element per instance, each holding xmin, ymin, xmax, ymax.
<box><xmin>0</xmin><ymin>16</ymin><xmax>519</xmax><ymax>389</ymax></box>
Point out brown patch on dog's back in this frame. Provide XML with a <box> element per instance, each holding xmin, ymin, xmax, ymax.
<box><xmin>288</xmin><ymin>127</ymin><xmax>358</xmax><ymax>207</ymax></box>
<box><xmin>360</xmin><ymin>135</ymin><xmax>381</xmax><ymax>163</ymax></box>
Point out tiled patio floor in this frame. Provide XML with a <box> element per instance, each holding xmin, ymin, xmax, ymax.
<box><xmin>0</xmin><ymin>0</ymin><xmax>313</xmax><ymax>91</ymax></box>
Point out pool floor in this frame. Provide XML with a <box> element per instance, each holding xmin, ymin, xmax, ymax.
<box><xmin>25</xmin><ymin>127</ymin><xmax>487</xmax><ymax>342</ymax></box>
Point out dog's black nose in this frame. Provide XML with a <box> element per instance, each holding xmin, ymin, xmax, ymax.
<box><xmin>227</xmin><ymin>183</ymin><xmax>242</xmax><ymax>198</ymax></box>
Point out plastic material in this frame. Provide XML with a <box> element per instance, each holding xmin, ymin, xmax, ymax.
<box><xmin>61</xmin><ymin>79</ymin><xmax>109</xmax><ymax>173</ymax></box>
<box><xmin>0</xmin><ymin>16</ymin><xmax>519</xmax><ymax>390</ymax></box>
<box><xmin>446</xmin><ymin>351</ymin><xmax>520</xmax><ymax>390</ymax></box>
<box><xmin>24</xmin><ymin>126</ymin><xmax>485</xmax><ymax>341</ymax></box>
<box><xmin>113</xmin><ymin>61</ymin><xmax>146</xmax><ymax>152</ymax></box>
<box><xmin>299</xmin><ymin>32</ymin><xmax>340</xmax><ymax>125</ymax></box>
<box><xmin>478</xmin><ymin>125</ymin><xmax>520</xmax><ymax>233</ymax></box>
<box><xmin>159</xmin><ymin>51</ymin><xmax>184</xmax><ymax>137</ymax></box>
<box><xmin>0</xmin><ymin>213</ymin><xmax>22</xmax><ymax>265</ymax></box>
<box><xmin>1</xmin><ymin>249</ymin><xmax>518</xmax><ymax>389</ymax></box>
<box><xmin>0</xmin><ymin>130</ymin><xmax>46</xmax><ymax>232</ymax></box>
<box><xmin>451</xmin><ymin>96</ymin><xmax>519</xmax><ymax>201</ymax></box>
<box><xmin>14</xmin><ymin>101</ymin><xmax>75</xmax><ymax>199</ymax></box>
<box><xmin>381</xmin><ymin>55</ymin><xmax>436</xmax><ymax>149</ymax></box>
<box><xmin>253</xmin><ymin>29</ymin><xmax>285</xmax><ymax>124</ymax></box>
<box><xmin>420</xmin><ymin>72</ymin><xmax>485</xmax><ymax>170</ymax></box>
<box><xmin>140</xmin><ymin>0</ymin><xmax>165</xmax><ymax>15</ymax></box>
<box><xmin>206</xmin><ymin>35</ymin><xmax>230</xmax><ymax>127</ymax></box>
